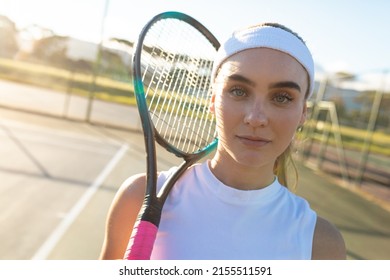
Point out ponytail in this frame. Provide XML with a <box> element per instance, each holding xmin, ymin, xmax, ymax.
<box><xmin>274</xmin><ymin>144</ymin><xmax>298</xmax><ymax>192</ymax></box>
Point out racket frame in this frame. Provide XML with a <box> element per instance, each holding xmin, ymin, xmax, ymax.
<box><xmin>133</xmin><ymin>11</ymin><xmax>219</xmax><ymax>218</ymax></box>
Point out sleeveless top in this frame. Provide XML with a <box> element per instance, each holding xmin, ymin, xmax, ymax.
<box><xmin>150</xmin><ymin>161</ymin><xmax>317</xmax><ymax>260</ymax></box>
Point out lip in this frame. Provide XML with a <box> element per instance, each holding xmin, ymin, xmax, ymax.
<box><xmin>236</xmin><ymin>135</ymin><xmax>271</xmax><ymax>147</ymax></box>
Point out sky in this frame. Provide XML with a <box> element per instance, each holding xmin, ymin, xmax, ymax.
<box><xmin>1</xmin><ymin>0</ymin><xmax>390</xmax><ymax>78</ymax></box>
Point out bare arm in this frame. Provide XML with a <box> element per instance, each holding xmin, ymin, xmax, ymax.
<box><xmin>312</xmin><ymin>216</ymin><xmax>346</xmax><ymax>260</ymax></box>
<box><xmin>99</xmin><ymin>174</ymin><xmax>146</xmax><ymax>260</ymax></box>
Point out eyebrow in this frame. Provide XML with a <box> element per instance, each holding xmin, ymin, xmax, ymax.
<box><xmin>226</xmin><ymin>74</ymin><xmax>302</xmax><ymax>93</ymax></box>
<box><xmin>226</xmin><ymin>74</ymin><xmax>256</xmax><ymax>87</ymax></box>
<box><xmin>270</xmin><ymin>81</ymin><xmax>301</xmax><ymax>92</ymax></box>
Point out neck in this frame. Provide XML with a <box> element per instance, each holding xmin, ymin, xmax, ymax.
<box><xmin>209</xmin><ymin>152</ymin><xmax>276</xmax><ymax>191</ymax></box>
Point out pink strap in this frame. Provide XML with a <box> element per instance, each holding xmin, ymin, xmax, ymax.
<box><xmin>123</xmin><ymin>220</ymin><xmax>158</xmax><ymax>260</ymax></box>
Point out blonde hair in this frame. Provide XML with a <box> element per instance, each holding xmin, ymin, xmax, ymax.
<box><xmin>273</xmin><ymin>144</ymin><xmax>299</xmax><ymax>192</ymax></box>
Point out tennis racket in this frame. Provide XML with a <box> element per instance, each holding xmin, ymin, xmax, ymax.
<box><xmin>123</xmin><ymin>11</ymin><xmax>220</xmax><ymax>260</ymax></box>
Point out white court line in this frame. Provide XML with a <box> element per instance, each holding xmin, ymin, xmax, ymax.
<box><xmin>31</xmin><ymin>143</ymin><xmax>129</xmax><ymax>260</ymax></box>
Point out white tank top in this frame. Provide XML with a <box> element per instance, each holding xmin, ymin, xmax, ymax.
<box><xmin>150</xmin><ymin>161</ymin><xmax>317</xmax><ymax>260</ymax></box>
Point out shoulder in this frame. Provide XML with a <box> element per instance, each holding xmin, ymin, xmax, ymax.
<box><xmin>312</xmin><ymin>216</ymin><xmax>346</xmax><ymax>260</ymax></box>
<box><xmin>113</xmin><ymin>173</ymin><xmax>147</xmax><ymax>206</ymax></box>
<box><xmin>99</xmin><ymin>173</ymin><xmax>146</xmax><ymax>259</ymax></box>
<box><xmin>108</xmin><ymin>172</ymin><xmax>148</xmax><ymax>221</ymax></box>
<box><xmin>105</xmin><ymin>173</ymin><xmax>147</xmax><ymax>228</ymax></box>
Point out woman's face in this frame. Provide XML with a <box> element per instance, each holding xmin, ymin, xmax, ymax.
<box><xmin>210</xmin><ymin>48</ymin><xmax>308</xmax><ymax>170</ymax></box>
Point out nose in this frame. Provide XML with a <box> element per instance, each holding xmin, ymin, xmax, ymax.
<box><xmin>244</xmin><ymin>99</ymin><xmax>269</xmax><ymax>127</ymax></box>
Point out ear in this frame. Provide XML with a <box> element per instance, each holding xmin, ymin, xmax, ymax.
<box><xmin>299</xmin><ymin>102</ymin><xmax>307</xmax><ymax>126</ymax></box>
<box><xmin>209</xmin><ymin>92</ymin><xmax>216</xmax><ymax>114</ymax></box>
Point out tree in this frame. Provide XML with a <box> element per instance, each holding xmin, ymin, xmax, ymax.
<box><xmin>0</xmin><ymin>15</ymin><xmax>19</xmax><ymax>57</ymax></box>
<box><xmin>31</xmin><ymin>35</ymin><xmax>68</xmax><ymax>66</ymax></box>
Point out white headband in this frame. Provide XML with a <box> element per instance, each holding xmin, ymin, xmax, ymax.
<box><xmin>212</xmin><ymin>25</ymin><xmax>315</xmax><ymax>98</ymax></box>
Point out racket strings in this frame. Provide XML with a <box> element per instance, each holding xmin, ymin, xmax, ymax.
<box><xmin>179</xmin><ymin>57</ymin><xmax>214</xmax><ymax>152</ymax></box>
<box><xmin>141</xmin><ymin>18</ymin><xmax>217</xmax><ymax>154</ymax></box>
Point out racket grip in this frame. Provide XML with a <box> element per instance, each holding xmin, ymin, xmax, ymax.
<box><xmin>123</xmin><ymin>220</ymin><xmax>158</xmax><ymax>260</ymax></box>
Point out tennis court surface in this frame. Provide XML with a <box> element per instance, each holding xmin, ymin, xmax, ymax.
<box><xmin>0</xmin><ymin>106</ymin><xmax>181</xmax><ymax>260</ymax></box>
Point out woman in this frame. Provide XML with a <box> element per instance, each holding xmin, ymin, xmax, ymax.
<box><xmin>100</xmin><ymin>23</ymin><xmax>346</xmax><ymax>260</ymax></box>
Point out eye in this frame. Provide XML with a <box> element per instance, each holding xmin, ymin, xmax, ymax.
<box><xmin>229</xmin><ymin>86</ymin><xmax>247</xmax><ymax>98</ymax></box>
<box><xmin>273</xmin><ymin>92</ymin><xmax>293</xmax><ymax>104</ymax></box>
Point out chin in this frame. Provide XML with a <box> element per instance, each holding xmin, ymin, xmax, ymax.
<box><xmin>233</xmin><ymin>154</ymin><xmax>274</xmax><ymax>169</ymax></box>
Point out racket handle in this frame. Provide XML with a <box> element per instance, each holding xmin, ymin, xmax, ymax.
<box><xmin>123</xmin><ymin>220</ymin><xmax>158</xmax><ymax>260</ymax></box>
